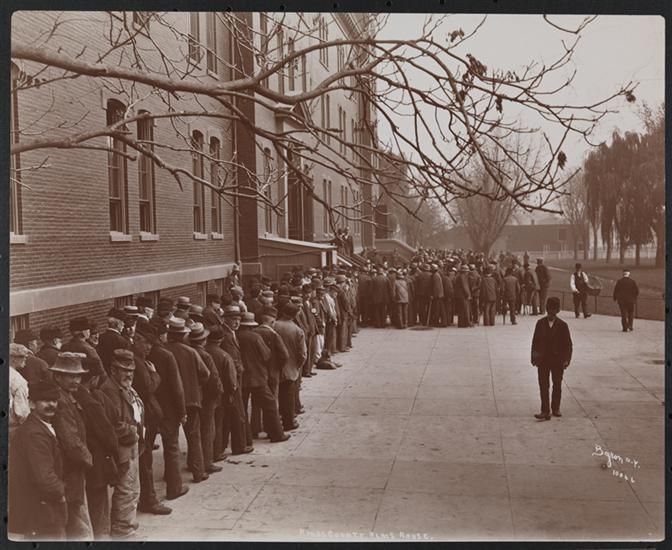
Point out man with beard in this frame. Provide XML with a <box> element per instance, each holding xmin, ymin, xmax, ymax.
<box><xmin>9</xmin><ymin>380</ymin><xmax>67</xmax><ymax>540</ymax></box>
<box><xmin>49</xmin><ymin>352</ymin><xmax>94</xmax><ymax>539</ymax></box>
<box><xmin>99</xmin><ymin>349</ymin><xmax>143</xmax><ymax>539</ymax></box>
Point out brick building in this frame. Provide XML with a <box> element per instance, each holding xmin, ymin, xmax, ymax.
<box><xmin>10</xmin><ymin>11</ymin><xmax>239</xmax><ymax>335</ymax></box>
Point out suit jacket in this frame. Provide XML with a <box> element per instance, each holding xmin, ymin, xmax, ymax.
<box><xmin>37</xmin><ymin>344</ymin><xmax>60</xmax><ymax>367</ymax></box>
<box><xmin>502</xmin><ymin>275</ymin><xmax>520</xmax><ymax>301</ymax></box>
<box><xmin>23</xmin><ymin>355</ymin><xmax>52</xmax><ymax>383</ymax></box>
<box><xmin>613</xmin><ymin>277</ymin><xmax>639</xmax><ymax>304</ymax></box>
<box><xmin>415</xmin><ymin>271</ymin><xmax>432</xmax><ymax>298</ymax></box>
<box><xmin>164</xmin><ymin>341</ymin><xmax>210</xmax><ymax>409</ymax></box>
<box><xmin>274</xmin><ymin>318</ymin><xmax>307</xmax><ymax>382</ymax></box>
<box><xmin>203</xmin><ymin>306</ymin><xmax>223</xmax><ymax>330</ymax></box>
<box><xmin>205</xmin><ymin>343</ymin><xmax>238</xmax><ymax>396</ymax></box>
<box><xmin>220</xmin><ymin>326</ymin><xmax>244</xmax><ymax>383</ymax></box>
<box><xmin>97</xmin><ymin>329</ymin><xmax>132</xmax><ymax>372</ymax></box>
<box><xmin>431</xmin><ymin>272</ymin><xmax>444</xmax><ymax>299</ymax></box>
<box><xmin>194</xmin><ymin>346</ymin><xmax>224</xmax><ymax>405</ymax></box>
<box><xmin>357</xmin><ymin>274</ymin><xmax>372</xmax><ymax>304</ymax></box>
<box><xmin>52</xmin><ymin>386</ymin><xmax>92</xmax><ymax>504</ymax></box>
<box><xmin>371</xmin><ymin>275</ymin><xmax>390</xmax><ymax>304</ymax></box>
<box><xmin>535</xmin><ymin>264</ymin><xmax>551</xmax><ymax>287</ymax></box>
<box><xmin>247</xmin><ymin>298</ymin><xmax>264</xmax><ymax>321</ymax></box>
<box><xmin>481</xmin><ymin>275</ymin><xmax>497</xmax><ymax>302</ymax></box>
<box><xmin>238</xmin><ymin>328</ymin><xmax>271</xmax><ymax>388</ymax></box>
<box><xmin>468</xmin><ymin>271</ymin><xmax>481</xmax><ymax>298</ymax></box>
<box><xmin>62</xmin><ymin>335</ymin><xmax>105</xmax><ymax>381</ymax></box>
<box><xmin>531</xmin><ymin>316</ymin><xmax>573</xmax><ymax>368</ymax></box>
<box><xmin>149</xmin><ymin>344</ymin><xmax>186</xmax><ymax>423</ymax></box>
<box><xmin>132</xmin><ymin>353</ymin><xmax>163</xmax><ymax>430</ymax></box>
<box><xmin>441</xmin><ymin>273</ymin><xmax>454</xmax><ymax>299</ymax></box>
<box><xmin>255</xmin><ymin>324</ymin><xmax>290</xmax><ymax>379</ymax></box>
<box><xmin>74</xmin><ymin>386</ymin><xmax>120</xmax><ymax>489</ymax></box>
<box><xmin>454</xmin><ymin>273</ymin><xmax>471</xmax><ymax>300</ymax></box>
<box><xmin>99</xmin><ymin>376</ymin><xmax>142</xmax><ymax>452</ymax></box>
<box><xmin>9</xmin><ymin>412</ymin><xmax>67</xmax><ymax>538</ymax></box>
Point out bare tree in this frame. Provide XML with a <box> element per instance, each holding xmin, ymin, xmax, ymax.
<box><xmin>559</xmin><ymin>173</ymin><xmax>589</xmax><ymax>260</ymax></box>
<box><xmin>11</xmin><ymin>11</ymin><xmax>638</xmax><ymax>229</ymax></box>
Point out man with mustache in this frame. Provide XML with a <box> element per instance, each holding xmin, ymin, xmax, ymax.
<box><xmin>8</xmin><ymin>380</ymin><xmax>67</xmax><ymax>540</ymax></box>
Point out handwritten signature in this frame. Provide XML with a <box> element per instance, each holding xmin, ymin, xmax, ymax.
<box><xmin>592</xmin><ymin>444</ymin><xmax>640</xmax><ymax>483</ymax></box>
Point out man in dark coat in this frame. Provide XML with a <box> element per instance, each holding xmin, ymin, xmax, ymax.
<box><xmin>132</xmin><ymin>322</ymin><xmax>172</xmax><ymax>515</ymax></box>
<box><xmin>14</xmin><ymin>328</ymin><xmax>52</xmax><ymax>382</ymax></box>
<box><xmin>502</xmin><ymin>268</ymin><xmax>521</xmax><ymax>325</ymax></box>
<box><xmin>613</xmin><ymin>268</ymin><xmax>640</xmax><ymax>332</ymax></box>
<box><xmin>481</xmin><ymin>268</ymin><xmax>498</xmax><ymax>326</ymax></box>
<box><xmin>531</xmin><ymin>297</ymin><xmax>573</xmax><ymax>420</ymax></box>
<box><xmin>468</xmin><ymin>265</ymin><xmax>482</xmax><ymax>325</ymax></box>
<box><xmin>37</xmin><ymin>326</ymin><xmax>64</xmax><ymax>367</ymax></box>
<box><xmin>430</xmin><ymin>264</ymin><xmax>446</xmax><ymax>327</ymax></box>
<box><xmin>301</xmin><ymin>284</ymin><xmax>318</xmax><ymax>376</ymax></box>
<box><xmin>164</xmin><ymin>318</ymin><xmax>211</xmax><ymax>482</ymax></box>
<box><xmin>454</xmin><ymin>265</ymin><xmax>472</xmax><ymax>328</ymax></box>
<box><xmin>9</xmin><ymin>380</ymin><xmax>67</xmax><ymax>540</ymax></box>
<box><xmin>49</xmin><ymin>352</ymin><xmax>94</xmax><ymax>540</ymax></box>
<box><xmin>97</xmin><ymin>310</ymin><xmax>132</xmax><ymax>373</ymax></box>
<box><xmin>238</xmin><ymin>312</ymin><xmax>289</xmax><ymax>443</ymax></box>
<box><xmin>203</xmin><ymin>294</ymin><xmax>224</xmax><ymax>331</ymax></box>
<box><xmin>414</xmin><ymin>264</ymin><xmax>432</xmax><ymax>325</ymax></box>
<box><xmin>63</xmin><ymin>316</ymin><xmax>105</xmax><ymax>388</ymax></box>
<box><xmin>99</xmin><ymin>349</ymin><xmax>143</xmax><ymax>539</ymax></box>
<box><xmin>441</xmin><ymin>268</ymin><xmax>455</xmax><ymax>327</ymax></box>
<box><xmin>535</xmin><ymin>258</ymin><xmax>551</xmax><ymax>314</ymax></box>
<box><xmin>335</xmin><ymin>275</ymin><xmax>352</xmax><ymax>350</ymax></box>
<box><xmin>206</xmin><ymin>327</ymin><xmax>247</xmax><ymax>458</ymax></box>
<box><xmin>147</xmin><ymin>318</ymin><xmax>188</xmax><ymax>500</ymax></box>
<box><xmin>220</xmin><ymin>305</ymin><xmax>255</xmax><ymax>454</ymax></box>
<box><xmin>371</xmin><ymin>269</ymin><xmax>390</xmax><ymax>328</ymax></box>
<box><xmin>357</xmin><ymin>268</ymin><xmax>373</xmax><ymax>327</ymax></box>
<box><xmin>189</xmin><ymin>322</ymin><xmax>224</xmax><ymax>474</ymax></box>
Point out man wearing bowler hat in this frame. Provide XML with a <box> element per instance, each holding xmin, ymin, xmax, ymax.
<box><xmin>189</xmin><ymin>322</ymin><xmax>224</xmax><ymax>474</ymax></box>
<box><xmin>531</xmin><ymin>297</ymin><xmax>573</xmax><ymax>421</ymax></box>
<box><xmin>38</xmin><ymin>326</ymin><xmax>64</xmax><ymax>367</ymax></box>
<box><xmin>14</xmin><ymin>328</ymin><xmax>52</xmax><ymax>383</ymax></box>
<box><xmin>164</xmin><ymin>318</ymin><xmax>211</xmax><ymax>483</ymax></box>
<box><xmin>613</xmin><ymin>268</ymin><xmax>640</xmax><ymax>332</ymax></box>
<box><xmin>63</xmin><ymin>316</ymin><xmax>105</xmax><ymax>387</ymax></box>
<box><xmin>99</xmin><ymin>349</ymin><xmax>144</xmax><ymax>538</ymax></box>
<box><xmin>238</xmin><ymin>312</ymin><xmax>289</xmax><ymax>443</ymax></box>
<box><xmin>49</xmin><ymin>352</ymin><xmax>94</xmax><ymax>540</ymax></box>
<box><xmin>8</xmin><ymin>380</ymin><xmax>67</xmax><ymax>540</ymax></box>
<box><xmin>98</xmin><ymin>308</ymin><xmax>132</xmax><ymax>373</ymax></box>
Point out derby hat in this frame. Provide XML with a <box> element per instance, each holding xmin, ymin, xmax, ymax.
<box><xmin>14</xmin><ymin>328</ymin><xmax>37</xmax><ymax>346</ymax></box>
<box><xmin>260</xmin><ymin>306</ymin><xmax>278</xmax><ymax>319</ymax></box>
<box><xmin>188</xmin><ymin>322</ymin><xmax>209</xmax><ymax>341</ymax></box>
<box><xmin>135</xmin><ymin>320</ymin><xmax>158</xmax><ymax>344</ymax></box>
<box><xmin>239</xmin><ymin>312</ymin><xmax>258</xmax><ymax>327</ymax></box>
<box><xmin>69</xmin><ymin>317</ymin><xmax>90</xmax><ymax>333</ymax></box>
<box><xmin>49</xmin><ymin>352</ymin><xmax>89</xmax><ymax>374</ymax></box>
<box><xmin>282</xmin><ymin>303</ymin><xmax>301</xmax><ymax>318</ymax></box>
<box><xmin>123</xmin><ymin>305</ymin><xmax>141</xmax><ymax>317</ymax></box>
<box><xmin>167</xmin><ymin>317</ymin><xmax>190</xmax><ymax>334</ymax></box>
<box><xmin>207</xmin><ymin>326</ymin><xmax>225</xmax><ymax>341</ymax></box>
<box><xmin>110</xmin><ymin>349</ymin><xmax>135</xmax><ymax>371</ymax></box>
<box><xmin>223</xmin><ymin>305</ymin><xmax>242</xmax><ymax>318</ymax></box>
<box><xmin>28</xmin><ymin>380</ymin><xmax>61</xmax><ymax>402</ymax></box>
<box><xmin>150</xmin><ymin>317</ymin><xmax>169</xmax><ymax>335</ymax></box>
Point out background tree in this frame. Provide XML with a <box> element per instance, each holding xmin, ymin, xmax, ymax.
<box><xmin>10</xmin><ymin>11</ymin><xmax>638</xmax><ymax>230</ymax></box>
<box><xmin>559</xmin><ymin>172</ymin><xmax>589</xmax><ymax>260</ymax></box>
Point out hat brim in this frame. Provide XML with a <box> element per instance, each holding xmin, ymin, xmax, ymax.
<box><xmin>240</xmin><ymin>321</ymin><xmax>259</xmax><ymax>327</ymax></box>
<box><xmin>189</xmin><ymin>330</ymin><xmax>210</xmax><ymax>341</ymax></box>
<box><xmin>49</xmin><ymin>366</ymin><xmax>90</xmax><ymax>375</ymax></box>
<box><xmin>168</xmin><ymin>327</ymin><xmax>190</xmax><ymax>334</ymax></box>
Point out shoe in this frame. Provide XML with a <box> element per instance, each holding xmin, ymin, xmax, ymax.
<box><xmin>629</xmin><ymin>327</ymin><xmax>634</xmax><ymax>332</ymax></box>
<box><xmin>585</xmin><ymin>313</ymin><xmax>592</xmax><ymax>318</ymax></box>
<box><xmin>152</xmin><ymin>443</ymin><xmax>160</xmax><ymax>450</ymax></box>
<box><xmin>138</xmin><ymin>502</ymin><xmax>172</xmax><ymax>515</ymax></box>
<box><xmin>206</xmin><ymin>464</ymin><xmax>223</xmax><ymax>473</ymax></box>
<box><xmin>214</xmin><ymin>452</ymin><xmax>228</xmax><ymax>462</ymax></box>
<box><xmin>286</xmin><ymin>422</ymin><xmax>300</xmax><ymax>431</ymax></box>
<box><xmin>192</xmin><ymin>472</ymin><xmax>209</xmax><ymax>483</ymax></box>
<box><xmin>297</xmin><ymin>407</ymin><xmax>305</xmax><ymax>414</ymax></box>
<box><xmin>534</xmin><ymin>413</ymin><xmax>551</xmax><ymax>421</ymax></box>
<box><xmin>552</xmin><ymin>411</ymin><xmax>562</xmax><ymax>417</ymax></box>
<box><xmin>622</xmin><ymin>328</ymin><xmax>628</xmax><ymax>332</ymax></box>
<box><xmin>232</xmin><ymin>446</ymin><xmax>254</xmax><ymax>455</ymax></box>
<box><xmin>303</xmin><ymin>372</ymin><xmax>313</xmax><ymax>378</ymax></box>
<box><xmin>511</xmin><ymin>321</ymin><xmax>518</xmax><ymax>325</ymax></box>
<box><xmin>166</xmin><ymin>486</ymin><xmax>189</xmax><ymax>501</ymax></box>
<box><xmin>270</xmin><ymin>433</ymin><xmax>291</xmax><ymax>443</ymax></box>
<box><xmin>252</xmin><ymin>432</ymin><xmax>260</xmax><ymax>439</ymax></box>
<box><xmin>310</xmin><ymin>370</ymin><xmax>318</xmax><ymax>375</ymax></box>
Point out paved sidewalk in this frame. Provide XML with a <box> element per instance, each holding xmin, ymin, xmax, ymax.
<box><xmin>135</xmin><ymin>312</ymin><xmax>664</xmax><ymax>542</ymax></box>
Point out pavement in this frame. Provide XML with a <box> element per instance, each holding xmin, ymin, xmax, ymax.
<box><xmin>134</xmin><ymin>312</ymin><xmax>664</xmax><ymax>542</ymax></box>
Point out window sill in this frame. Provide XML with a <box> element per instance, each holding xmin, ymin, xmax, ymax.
<box><xmin>206</xmin><ymin>69</ymin><xmax>220</xmax><ymax>80</ymax></box>
<box><xmin>110</xmin><ymin>231</ymin><xmax>132</xmax><ymax>242</ymax></box>
<box><xmin>139</xmin><ymin>232</ymin><xmax>160</xmax><ymax>242</ymax></box>
<box><xmin>10</xmin><ymin>232</ymin><xmax>28</xmax><ymax>245</ymax></box>
<box><xmin>210</xmin><ymin>232</ymin><xmax>224</xmax><ymax>240</ymax></box>
<box><xmin>193</xmin><ymin>232</ymin><xmax>208</xmax><ymax>240</ymax></box>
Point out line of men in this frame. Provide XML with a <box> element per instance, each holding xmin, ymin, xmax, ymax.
<box><xmin>8</xmin><ymin>266</ymin><xmax>361</xmax><ymax>541</ymax></box>
<box><xmin>356</xmin><ymin>255</ymin><xmax>552</xmax><ymax>328</ymax></box>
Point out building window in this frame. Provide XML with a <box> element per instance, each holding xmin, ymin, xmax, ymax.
<box><xmin>107</xmin><ymin>99</ymin><xmax>129</xmax><ymax>233</ymax></box>
<box><xmin>197</xmin><ymin>282</ymin><xmax>208</xmax><ymax>305</ymax></box>
<box><xmin>133</xmin><ymin>11</ymin><xmax>151</xmax><ymax>30</ymax></box>
<box><xmin>10</xmin><ymin>314</ymin><xmax>30</xmax><ymax>341</ymax></box>
<box><xmin>209</xmin><ymin>137</ymin><xmax>222</xmax><ymax>234</ymax></box>
<box><xmin>114</xmin><ymin>295</ymin><xmax>135</xmax><ymax>309</ymax></box>
<box><xmin>263</xmin><ymin>148</ymin><xmax>273</xmax><ymax>233</ymax></box>
<box><xmin>287</xmin><ymin>38</ymin><xmax>296</xmax><ymax>92</ymax></box>
<box><xmin>318</xmin><ymin>16</ymin><xmax>328</xmax><ymax>67</ymax></box>
<box><xmin>351</xmin><ymin>118</ymin><xmax>356</xmax><ymax>160</ymax></box>
<box><xmin>338</xmin><ymin>106</ymin><xmax>347</xmax><ymax>154</ymax></box>
<box><xmin>206</xmin><ymin>12</ymin><xmax>217</xmax><ymax>73</ymax></box>
<box><xmin>337</xmin><ymin>45</ymin><xmax>345</xmax><ymax>83</ymax></box>
<box><xmin>192</xmin><ymin>130</ymin><xmax>206</xmax><ymax>233</ymax></box>
<box><xmin>10</xmin><ymin>63</ymin><xmax>22</xmax><ymax>235</ymax></box>
<box><xmin>137</xmin><ymin>113</ymin><xmax>156</xmax><ymax>233</ymax></box>
<box><xmin>259</xmin><ymin>13</ymin><xmax>269</xmax><ymax>88</ymax></box>
<box><xmin>301</xmin><ymin>54</ymin><xmax>307</xmax><ymax>92</ymax></box>
<box><xmin>276</xmin><ymin>26</ymin><xmax>284</xmax><ymax>94</ymax></box>
<box><xmin>322</xmin><ymin>179</ymin><xmax>329</xmax><ymax>234</ymax></box>
<box><xmin>188</xmin><ymin>13</ymin><xmax>201</xmax><ymax>64</ymax></box>
<box><xmin>320</xmin><ymin>94</ymin><xmax>330</xmax><ymax>144</ymax></box>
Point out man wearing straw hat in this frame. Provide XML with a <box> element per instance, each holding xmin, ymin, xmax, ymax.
<box><xmin>49</xmin><ymin>351</ymin><xmax>94</xmax><ymax>540</ymax></box>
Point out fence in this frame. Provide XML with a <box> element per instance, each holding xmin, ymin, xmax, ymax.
<box><xmin>545</xmin><ymin>290</ymin><xmax>664</xmax><ymax>322</ymax></box>
<box><xmin>511</xmin><ymin>246</ymin><xmax>657</xmax><ymax>261</ymax></box>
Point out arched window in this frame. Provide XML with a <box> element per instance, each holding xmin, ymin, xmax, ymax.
<box><xmin>107</xmin><ymin>99</ymin><xmax>129</xmax><ymax>233</ymax></box>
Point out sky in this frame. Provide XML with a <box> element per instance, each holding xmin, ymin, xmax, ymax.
<box><xmin>375</xmin><ymin>14</ymin><xmax>664</xmax><ymax>202</ymax></box>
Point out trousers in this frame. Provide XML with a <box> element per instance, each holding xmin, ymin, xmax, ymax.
<box><xmin>537</xmin><ymin>364</ymin><xmax>565</xmax><ymax>414</ymax></box>
<box><xmin>482</xmin><ymin>301</ymin><xmax>496</xmax><ymax>326</ymax></box>
<box><xmin>618</xmin><ymin>301</ymin><xmax>635</xmax><ymax>330</ymax></box>
<box><xmin>539</xmin><ymin>286</ymin><xmax>549</xmax><ymax>314</ymax></box>
<box><xmin>573</xmin><ymin>291</ymin><xmax>589</xmax><ymax>317</ymax></box>
<box><xmin>86</xmin><ymin>484</ymin><xmax>110</xmax><ymax>539</ymax></box>
<box><xmin>110</xmin><ymin>444</ymin><xmax>139</xmax><ymax>538</ymax></box>
<box><xmin>243</xmin><ymin>385</ymin><xmax>284</xmax><ymax>441</ymax></box>
<box><xmin>200</xmin><ymin>400</ymin><xmax>217</xmax><ymax>470</ymax></box>
<box><xmin>184</xmin><ymin>406</ymin><xmax>204</xmax><ymax>479</ymax></box>
<box><xmin>279</xmin><ymin>380</ymin><xmax>296</xmax><ymax>430</ymax></box>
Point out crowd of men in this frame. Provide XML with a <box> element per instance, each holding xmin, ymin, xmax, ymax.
<box><xmin>8</xmin><ymin>247</ymin><xmax>639</xmax><ymax>541</ymax></box>
<box><xmin>8</xmin><ymin>265</ymin><xmax>361</xmax><ymax>541</ymax></box>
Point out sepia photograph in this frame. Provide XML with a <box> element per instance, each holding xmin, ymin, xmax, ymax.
<box><xmin>5</xmin><ymin>8</ymin><xmax>666</xmax><ymax>543</ymax></box>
